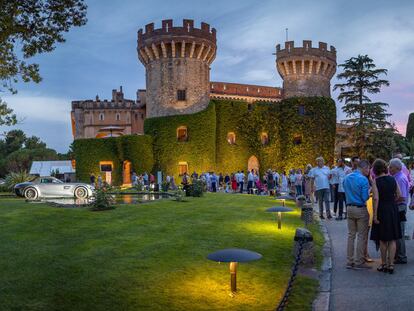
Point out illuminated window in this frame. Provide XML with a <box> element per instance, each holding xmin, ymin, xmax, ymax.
<box><xmin>116</xmin><ymin>113</ymin><xmax>121</xmax><ymax>121</ymax></box>
<box><xmin>293</xmin><ymin>134</ymin><xmax>302</xmax><ymax>145</ymax></box>
<box><xmin>177</xmin><ymin>89</ymin><xmax>186</xmax><ymax>101</ymax></box>
<box><xmin>178</xmin><ymin>161</ymin><xmax>188</xmax><ymax>176</ymax></box>
<box><xmin>99</xmin><ymin>113</ymin><xmax>104</xmax><ymax>121</ymax></box>
<box><xmin>261</xmin><ymin>132</ymin><xmax>269</xmax><ymax>145</ymax></box>
<box><xmin>99</xmin><ymin>161</ymin><xmax>113</xmax><ymax>172</ymax></box>
<box><xmin>177</xmin><ymin>126</ymin><xmax>188</xmax><ymax>142</ymax></box>
<box><xmin>227</xmin><ymin>132</ymin><xmax>236</xmax><ymax>145</ymax></box>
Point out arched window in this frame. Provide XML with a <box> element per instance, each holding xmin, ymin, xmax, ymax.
<box><xmin>99</xmin><ymin>113</ymin><xmax>104</xmax><ymax>121</ymax></box>
<box><xmin>293</xmin><ymin>134</ymin><xmax>302</xmax><ymax>145</ymax></box>
<box><xmin>178</xmin><ymin>161</ymin><xmax>188</xmax><ymax>176</ymax></box>
<box><xmin>177</xmin><ymin>126</ymin><xmax>188</xmax><ymax>142</ymax></box>
<box><xmin>227</xmin><ymin>132</ymin><xmax>236</xmax><ymax>145</ymax></box>
<box><xmin>261</xmin><ymin>132</ymin><xmax>269</xmax><ymax>145</ymax></box>
<box><xmin>116</xmin><ymin>113</ymin><xmax>121</xmax><ymax>121</ymax></box>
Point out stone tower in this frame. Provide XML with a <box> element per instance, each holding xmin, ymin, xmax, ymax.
<box><xmin>276</xmin><ymin>40</ymin><xmax>336</xmax><ymax>98</ymax></box>
<box><xmin>137</xmin><ymin>19</ymin><xmax>217</xmax><ymax>118</ymax></box>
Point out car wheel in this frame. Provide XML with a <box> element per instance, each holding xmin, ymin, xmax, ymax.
<box><xmin>24</xmin><ymin>187</ymin><xmax>38</xmax><ymax>200</ymax></box>
<box><xmin>74</xmin><ymin>187</ymin><xmax>88</xmax><ymax>199</ymax></box>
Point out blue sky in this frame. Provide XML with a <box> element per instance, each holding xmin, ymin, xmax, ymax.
<box><xmin>3</xmin><ymin>0</ymin><xmax>414</xmax><ymax>152</ymax></box>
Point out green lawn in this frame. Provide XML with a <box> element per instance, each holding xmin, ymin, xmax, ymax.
<box><xmin>0</xmin><ymin>193</ymin><xmax>322</xmax><ymax>311</ymax></box>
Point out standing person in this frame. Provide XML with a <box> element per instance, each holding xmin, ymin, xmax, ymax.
<box><xmin>332</xmin><ymin>159</ymin><xmax>349</xmax><ymax>220</ymax></box>
<box><xmin>309</xmin><ymin>157</ymin><xmax>332</xmax><ymax>219</ymax></box>
<box><xmin>304</xmin><ymin>164</ymin><xmax>313</xmax><ymax>203</ymax></box>
<box><xmin>289</xmin><ymin>170</ymin><xmax>297</xmax><ymax>195</ymax></box>
<box><xmin>90</xmin><ymin>174</ymin><xmax>96</xmax><ymax>187</ymax></box>
<box><xmin>330</xmin><ymin>164</ymin><xmax>339</xmax><ymax>212</ymax></box>
<box><xmin>281</xmin><ymin>171</ymin><xmax>288</xmax><ymax>193</ymax></box>
<box><xmin>211</xmin><ymin>172</ymin><xmax>217</xmax><ymax>192</ymax></box>
<box><xmin>370</xmin><ymin>159</ymin><xmax>402</xmax><ymax>273</ymax></box>
<box><xmin>295</xmin><ymin>169</ymin><xmax>303</xmax><ymax>196</ymax></box>
<box><xmin>343</xmin><ymin>160</ymin><xmax>371</xmax><ymax>269</ymax></box>
<box><xmin>394</xmin><ymin>153</ymin><xmax>412</xmax><ymax>187</ymax></box>
<box><xmin>131</xmin><ymin>172</ymin><xmax>138</xmax><ymax>186</ymax></box>
<box><xmin>247</xmin><ymin>169</ymin><xmax>254</xmax><ymax>194</ymax></box>
<box><xmin>239</xmin><ymin>170</ymin><xmax>245</xmax><ymax>193</ymax></box>
<box><xmin>231</xmin><ymin>173</ymin><xmax>237</xmax><ymax>193</ymax></box>
<box><xmin>97</xmin><ymin>175</ymin><xmax>103</xmax><ymax>188</ymax></box>
<box><xmin>267</xmin><ymin>170</ymin><xmax>275</xmax><ymax>195</ymax></box>
<box><xmin>389</xmin><ymin>158</ymin><xmax>410</xmax><ymax>264</ymax></box>
<box><xmin>218</xmin><ymin>173</ymin><xmax>224</xmax><ymax>192</ymax></box>
<box><xmin>224</xmin><ymin>173</ymin><xmax>230</xmax><ymax>193</ymax></box>
<box><xmin>273</xmin><ymin>170</ymin><xmax>280</xmax><ymax>193</ymax></box>
<box><xmin>351</xmin><ymin>156</ymin><xmax>360</xmax><ymax>172</ymax></box>
<box><xmin>170</xmin><ymin>175</ymin><xmax>176</xmax><ymax>190</ymax></box>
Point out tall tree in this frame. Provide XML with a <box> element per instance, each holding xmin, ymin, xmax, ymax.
<box><xmin>0</xmin><ymin>0</ymin><xmax>87</xmax><ymax>124</ymax></box>
<box><xmin>334</xmin><ymin>55</ymin><xmax>390</xmax><ymax>158</ymax></box>
<box><xmin>406</xmin><ymin>112</ymin><xmax>414</xmax><ymax>142</ymax></box>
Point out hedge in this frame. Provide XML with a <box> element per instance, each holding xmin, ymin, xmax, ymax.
<box><xmin>74</xmin><ymin>135</ymin><xmax>154</xmax><ymax>185</ymax></box>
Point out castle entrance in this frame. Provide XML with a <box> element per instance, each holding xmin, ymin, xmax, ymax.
<box><xmin>123</xmin><ymin>160</ymin><xmax>132</xmax><ymax>185</ymax></box>
<box><xmin>247</xmin><ymin>156</ymin><xmax>259</xmax><ymax>173</ymax></box>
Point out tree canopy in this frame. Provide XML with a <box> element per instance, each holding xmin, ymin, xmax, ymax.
<box><xmin>0</xmin><ymin>0</ymin><xmax>87</xmax><ymax>126</ymax></box>
<box><xmin>334</xmin><ymin>55</ymin><xmax>393</xmax><ymax>159</ymax></box>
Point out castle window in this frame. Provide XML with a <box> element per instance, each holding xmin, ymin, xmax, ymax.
<box><xmin>261</xmin><ymin>132</ymin><xmax>269</xmax><ymax>145</ymax></box>
<box><xmin>298</xmin><ymin>105</ymin><xmax>305</xmax><ymax>116</ymax></box>
<box><xmin>293</xmin><ymin>134</ymin><xmax>302</xmax><ymax>145</ymax></box>
<box><xmin>99</xmin><ymin>113</ymin><xmax>104</xmax><ymax>121</ymax></box>
<box><xmin>99</xmin><ymin>161</ymin><xmax>113</xmax><ymax>172</ymax></box>
<box><xmin>177</xmin><ymin>89</ymin><xmax>186</xmax><ymax>101</ymax></box>
<box><xmin>177</xmin><ymin>126</ymin><xmax>188</xmax><ymax>142</ymax></box>
<box><xmin>141</xmin><ymin>113</ymin><xmax>144</xmax><ymax>119</ymax></box>
<box><xmin>178</xmin><ymin>161</ymin><xmax>188</xmax><ymax>176</ymax></box>
<box><xmin>227</xmin><ymin>132</ymin><xmax>236</xmax><ymax>145</ymax></box>
<box><xmin>135</xmin><ymin>113</ymin><xmax>138</xmax><ymax>120</ymax></box>
<box><xmin>116</xmin><ymin>113</ymin><xmax>121</xmax><ymax>121</ymax></box>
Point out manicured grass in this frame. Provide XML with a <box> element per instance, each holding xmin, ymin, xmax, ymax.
<box><xmin>0</xmin><ymin>193</ymin><xmax>322</xmax><ymax>311</ymax></box>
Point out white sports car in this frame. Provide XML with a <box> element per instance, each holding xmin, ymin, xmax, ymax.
<box><xmin>14</xmin><ymin>176</ymin><xmax>94</xmax><ymax>200</ymax></box>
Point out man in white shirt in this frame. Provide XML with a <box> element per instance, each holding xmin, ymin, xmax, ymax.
<box><xmin>239</xmin><ymin>170</ymin><xmax>245</xmax><ymax>193</ymax></box>
<box><xmin>247</xmin><ymin>170</ymin><xmax>254</xmax><ymax>194</ymax></box>
<box><xmin>332</xmin><ymin>158</ymin><xmax>351</xmax><ymax>220</ymax></box>
<box><xmin>309</xmin><ymin>157</ymin><xmax>332</xmax><ymax>219</ymax></box>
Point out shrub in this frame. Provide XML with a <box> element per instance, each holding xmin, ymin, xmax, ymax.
<box><xmin>191</xmin><ymin>179</ymin><xmax>204</xmax><ymax>197</ymax></box>
<box><xmin>175</xmin><ymin>187</ymin><xmax>185</xmax><ymax>202</ymax></box>
<box><xmin>5</xmin><ymin>171</ymin><xmax>34</xmax><ymax>189</ymax></box>
<box><xmin>91</xmin><ymin>184</ymin><xmax>116</xmax><ymax>211</ymax></box>
<box><xmin>161</xmin><ymin>182</ymin><xmax>170</xmax><ymax>192</ymax></box>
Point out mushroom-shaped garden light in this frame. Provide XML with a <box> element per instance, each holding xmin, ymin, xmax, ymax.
<box><xmin>275</xmin><ymin>194</ymin><xmax>295</xmax><ymax>206</ymax></box>
<box><xmin>266</xmin><ymin>206</ymin><xmax>293</xmax><ymax>229</ymax></box>
<box><xmin>207</xmin><ymin>248</ymin><xmax>262</xmax><ymax>293</ymax></box>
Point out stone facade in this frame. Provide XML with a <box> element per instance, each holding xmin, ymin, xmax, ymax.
<box><xmin>137</xmin><ymin>19</ymin><xmax>216</xmax><ymax>118</ymax></box>
<box><xmin>71</xmin><ymin>87</ymin><xmax>145</xmax><ymax>139</ymax></box>
<box><xmin>276</xmin><ymin>41</ymin><xmax>337</xmax><ymax>98</ymax></box>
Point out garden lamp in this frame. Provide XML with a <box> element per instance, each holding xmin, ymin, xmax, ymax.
<box><xmin>207</xmin><ymin>248</ymin><xmax>262</xmax><ymax>294</ymax></box>
<box><xmin>266</xmin><ymin>206</ymin><xmax>293</xmax><ymax>229</ymax></box>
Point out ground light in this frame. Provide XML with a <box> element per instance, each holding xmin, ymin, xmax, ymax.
<box><xmin>266</xmin><ymin>206</ymin><xmax>293</xmax><ymax>229</ymax></box>
<box><xmin>207</xmin><ymin>248</ymin><xmax>262</xmax><ymax>294</ymax></box>
<box><xmin>275</xmin><ymin>194</ymin><xmax>295</xmax><ymax>206</ymax></box>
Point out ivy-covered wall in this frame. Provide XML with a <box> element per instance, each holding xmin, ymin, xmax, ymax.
<box><xmin>74</xmin><ymin>135</ymin><xmax>153</xmax><ymax>185</ymax></box>
<box><xmin>144</xmin><ymin>102</ymin><xmax>217</xmax><ymax>179</ymax></box>
<box><xmin>278</xmin><ymin>97</ymin><xmax>336</xmax><ymax>170</ymax></box>
<box><xmin>74</xmin><ymin>97</ymin><xmax>336</xmax><ymax>182</ymax></box>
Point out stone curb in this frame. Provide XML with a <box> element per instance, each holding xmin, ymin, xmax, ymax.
<box><xmin>312</xmin><ymin>213</ymin><xmax>332</xmax><ymax>311</ymax></box>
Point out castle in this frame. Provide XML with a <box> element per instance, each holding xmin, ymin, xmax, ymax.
<box><xmin>72</xmin><ymin>19</ymin><xmax>338</xmax><ymax>185</ymax></box>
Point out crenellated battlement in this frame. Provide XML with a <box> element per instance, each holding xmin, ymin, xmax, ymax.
<box><xmin>138</xmin><ymin>19</ymin><xmax>216</xmax><ymax>48</ymax></box>
<box><xmin>275</xmin><ymin>40</ymin><xmax>337</xmax><ymax>98</ymax></box>
<box><xmin>276</xmin><ymin>40</ymin><xmax>336</xmax><ymax>62</ymax></box>
<box><xmin>137</xmin><ymin>19</ymin><xmax>217</xmax><ymax>67</ymax></box>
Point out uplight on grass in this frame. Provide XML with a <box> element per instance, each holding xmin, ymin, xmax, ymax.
<box><xmin>207</xmin><ymin>249</ymin><xmax>262</xmax><ymax>294</ymax></box>
<box><xmin>266</xmin><ymin>206</ymin><xmax>293</xmax><ymax>229</ymax></box>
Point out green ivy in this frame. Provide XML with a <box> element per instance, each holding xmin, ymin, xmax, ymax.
<box><xmin>74</xmin><ymin>97</ymin><xmax>336</xmax><ymax>181</ymax></box>
<box><xmin>74</xmin><ymin>135</ymin><xmax>154</xmax><ymax>185</ymax></box>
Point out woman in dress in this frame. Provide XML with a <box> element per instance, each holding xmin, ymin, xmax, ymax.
<box><xmin>231</xmin><ymin>173</ymin><xmax>237</xmax><ymax>193</ymax></box>
<box><xmin>370</xmin><ymin>159</ymin><xmax>402</xmax><ymax>274</ymax></box>
<box><xmin>295</xmin><ymin>169</ymin><xmax>303</xmax><ymax>196</ymax></box>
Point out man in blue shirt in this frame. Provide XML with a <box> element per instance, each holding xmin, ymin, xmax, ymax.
<box><xmin>343</xmin><ymin>160</ymin><xmax>371</xmax><ymax>269</ymax></box>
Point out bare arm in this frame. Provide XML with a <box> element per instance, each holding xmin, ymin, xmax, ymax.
<box><xmin>372</xmin><ymin>180</ymin><xmax>379</xmax><ymax>224</ymax></box>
